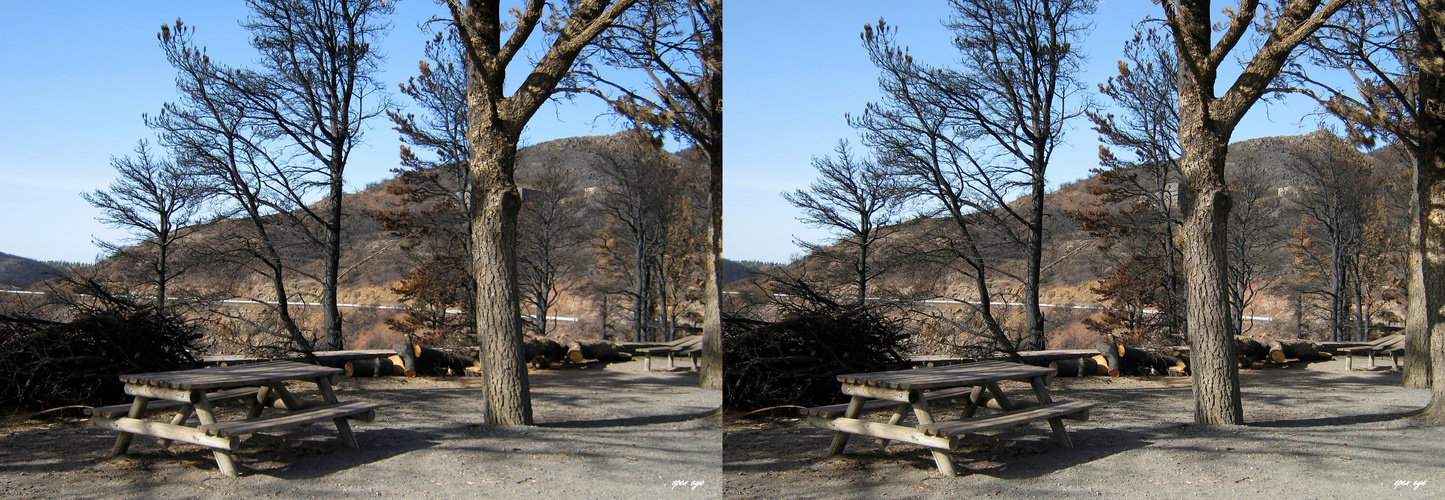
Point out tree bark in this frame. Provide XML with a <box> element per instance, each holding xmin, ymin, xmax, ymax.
<box><xmin>1178</xmin><ymin>124</ymin><xmax>1244</xmax><ymax>424</ymax></box>
<box><xmin>322</xmin><ymin>174</ymin><xmax>345</xmax><ymax>351</ymax></box>
<box><xmin>1405</xmin><ymin>152</ymin><xmax>1433</xmax><ymax>387</ymax></box>
<box><xmin>699</xmin><ymin>150</ymin><xmax>723</xmax><ymax>390</ymax></box>
<box><xmin>1416</xmin><ymin>0</ymin><xmax>1445</xmax><ymax>420</ymax></box>
<box><xmin>1024</xmin><ymin>164</ymin><xmax>1047</xmax><ymax>351</ymax></box>
<box><xmin>1164</xmin><ymin>0</ymin><xmax>1349</xmax><ymax>425</ymax></box>
<box><xmin>470</xmin><ymin>127</ymin><xmax>532</xmax><ymax>425</ymax></box>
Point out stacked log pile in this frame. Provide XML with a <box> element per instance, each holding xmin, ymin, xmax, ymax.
<box><xmin>1233</xmin><ymin>336</ymin><xmax>1332</xmax><ymax>366</ymax></box>
<box><xmin>1051</xmin><ymin>343</ymin><xmax>1190</xmax><ymax>377</ymax></box>
<box><xmin>1048</xmin><ymin>336</ymin><xmax>1333</xmax><ymax>378</ymax></box>
<box><xmin>341</xmin><ymin>343</ymin><xmax>478</xmax><ymax>377</ymax></box>
<box><xmin>516</xmin><ymin>335</ymin><xmax>632</xmax><ymax>369</ymax></box>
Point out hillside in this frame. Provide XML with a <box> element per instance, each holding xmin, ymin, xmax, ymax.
<box><xmin>0</xmin><ymin>252</ymin><xmax>60</xmax><ymax>290</ymax></box>
<box><xmin>739</xmin><ymin>131</ymin><xmax>1408</xmax><ymax>351</ymax></box>
<box><xmin>77</xmin><ymin>132</ymin><xmax>709</xmax><ymax>350</ymax></box>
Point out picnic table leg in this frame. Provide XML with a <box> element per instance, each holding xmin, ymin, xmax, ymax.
<box><xmin>315</xmin><ymin>376</ymin><xmax>359</xmax><ymax>449</ymax></box>
<box><xmin>825</xmin><ymin>396</ymin><xmax>865</xmax><ymax>456</ymax></box>
<box><xmin>156</xmin><ymin>403</ymin><xmax>195</xmax><ymax>449</ymax></box>
<box><xmin>984</xmin><ymin>382</ymin><xmax>1014</xmax><ymax>410</ymax></box>
<box><xmin>960</xmin><ymin>386</ymin><xmax>986</xmax><ymax>418</ymax></box>
<box><xmin>245</xmin><ymin>386</ymin><xmax>272</xmax><ymax>419</ymax></box>
<box><xmin>269</xmin><ymin>383</ymin><xmax>304</xmax><ymax>411</ymax></box>
<box><xmin>109</xmin><ymin>396</ymin><xmax>151</xmax><ymax>457</ymax></box>
<box><xmin>875</xmin><ymin>403</ymin><xmax>911</xmax><ymax>450</ymax></box>
<box><xmin>909</xmin><ymin>398</ymin><xmax>956</xmax><ymax>476</ymax></box>
<box><xmin>192</xmin><ymin>392</ymin><xmax>239</xmax><ymax>477</ymax></box>
<box><xmin>1028</xmin><ymin>376</ymin><xmax>1073</xmax><ymax>448</ymax></box>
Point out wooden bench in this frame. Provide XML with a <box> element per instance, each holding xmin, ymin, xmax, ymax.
<box><xmin>642</xmin><ymin>336</ymin><xmax>704</xmax><ymax>371</ymax></box>
<box><xmin>803</xmin><ymin>387</ymin><xmax>977</xmax><ymax>418</ymax></box>
<box><xmin>1343</xmin><ymin>334</ymin><xmax>1406</xmax><ymax>370</ymax></box>
<box><xmin>199</xmin><ymin>400</ymin><xmax>384</xmax><ymax>446</ymax></box>
<box><xmin>920</xmin><ymin>400</ymin><xmax>1094</xmax><ymax>449</ymax></box>
<box><xmin>85</xmin><ymin>387</ymin><xmax>266</xmax><ymax>419</ymax></box>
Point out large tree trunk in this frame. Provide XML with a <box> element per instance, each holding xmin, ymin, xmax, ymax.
<box><xmin>1417</xmin><ymin>0</ymin><xmax>1445</xmax><ymax>420</ymax></box>
<box><xmin>1024</xmin><ymin>160</ymin><xmax>1047</xmax><ymax>351</ymax></box>
<box><xmin>699</xmin><ymin>151</ymin><xmax>723</xmax><ymax>390</ymax></box>
<box><xmin>470</xmin><ymin>126</ymin><xmax>533</xmax><ymax>426</ymax></box>
<box><xmin>322</xmin><ymin>170</ymin><xmax>345</xmax><ymax>351</ymax></box>
<box><xmin>1405</xmin><ymin>152</ymin><xmax>1433</xmax><ymax>387</ymax></box>
<box><xmin>1178</xmin><ymin>119</ymin><xmax>1244</xmax><ymax>425</ymax></box>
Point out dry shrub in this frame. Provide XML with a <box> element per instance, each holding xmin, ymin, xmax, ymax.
<box><xmin>0</xmin><ymin>282</ymin><xmax>200</xmax><ymax>411</ymax></box>
<box><xmin>723</xmin><ymin>294</ymin><xmax>908</xmax><ymax>411</ymax></box>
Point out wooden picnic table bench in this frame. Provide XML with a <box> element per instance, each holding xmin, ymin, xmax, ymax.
<box><xmin>803</xmin><ymin>360</ymin><xmax>1094</xmax><ymax>476</ymax></box>
<box><xmin>641</xmin><ymin>335</ymin><xmax>703</xmax><ymax>371</ymax></box>
<box><xmin>87</xmin><ymin>360</ymin><xmax>383</xmax><ymax>477</ymax></box>
<box><xmin>1343</xmin><ymin>334</ymin><xmax>1407</xmax><ymax>370</ymax></box>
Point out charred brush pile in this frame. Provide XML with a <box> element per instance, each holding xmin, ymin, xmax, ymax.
<box><xmin>0</xmin><ymin>295</ymin><xmax>200</xmax><ymax>411</ymax></box>
<box><xmin>724</xmin><ymin>305</ymin><xmax>908</xmax><ymax>411</ymax></box>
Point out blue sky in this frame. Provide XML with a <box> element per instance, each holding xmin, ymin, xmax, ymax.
<box><xmin>723</xmin><ymin>0</ymin><xmax>1334</xmax><ymax>264</ymax></box>
<box><xmin>0</xmin><ymin>1</ymin><xmax>625</xmax><ymax>263</ymax></box>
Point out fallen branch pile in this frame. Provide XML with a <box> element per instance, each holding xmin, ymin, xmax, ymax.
<box><xmin>723</xmin><ymin>307</ymin><xmax>907</xmax><ymax>411</ymax></box>
<box><xmin>0</xmin><ymin>304</ymin><xmax>200</xmax><ymax>411</ymax></box>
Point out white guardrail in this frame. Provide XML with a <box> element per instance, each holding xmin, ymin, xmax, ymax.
<box><xmin>720</xmin><ymin>290</ymin><xmax>1275</xmax><ymax>322</ymax></box>
<box><xmin>0</xmin><ymin>289</ymin><xmax>579</xmax><ymax>322</ymax></box>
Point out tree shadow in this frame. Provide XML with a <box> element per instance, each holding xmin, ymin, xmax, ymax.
<box><xmin>1246</xmin><ymin>410</ymin><xmax>1420</xmax><ymax>428</ymax></box>
<box><xmin>251</xmin><ymin>428</ymin><xmax>441</xmax><ymax>480</ymax></box>
<box><xmin>537</xmin><ymin>408</ymin><xmax>720</xmax><ymax>429</ymax></box>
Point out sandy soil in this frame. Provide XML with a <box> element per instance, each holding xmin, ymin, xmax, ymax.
<box><xmin>0</xmin><ymin>361</ymin><xmax>721</xmax><ymax>499</ymax></box>
<box><xmin>725</xmin><ymin>359</ymin><xmax>1444</xmax><ymax>499</ymax></box>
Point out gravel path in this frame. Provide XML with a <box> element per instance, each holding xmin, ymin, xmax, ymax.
<box><xmin>1</xmin><ymin>361</ymin><xmax>721</xmax><ymax>499</ymax></box>
<box><xmin>725</xmin><ymin>359</ymin><xmax>1443</xmax><ymax>499</ymax></box>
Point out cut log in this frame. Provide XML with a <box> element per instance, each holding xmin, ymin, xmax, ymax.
<box><xmin>577</xmin><ymin>339</ymin><xmax>633</xmax><ymax>362</ymax></box>
<box><xmin>1095</xmin><ymin>343</ymin><xmax>1122</xmax><ymax>377</ymax></box>
<box><xmin>1278</xmin><ymin>339</ymin><xmax>1328</xmax><ymax>361</ymax></box>
<box><xmin>413</xmin><ymin>347</ymin><xmax>477</xmax><ymax>376</ymax></box>
<box><xmin>392</xmin><ymin>342</ymin><xmax>418</xmax><ymax>377</ymax></box>
<box><xmin>1234</xmin><ymin>336</ymin><xmax>1269</xmax><ymax>366</ymax></box>
<box><xmin>523</xmin><ymin>336</ymin><xmax>567</xmax><ymax>368</ymax></box>
<box><xmin>564</xmin><ymin>338</ymin><xmax>584</xmax><ymax>363</ymax></box>
<box><xmin>386</xmin><ymin>355</ymin><xmax>406</xmax><ymax>376</ymax></box>
<box><xmin>1090</xmin><ymin>355</ymin><xmax>1110</xmax><ymax>375</ymax></box>
<box><xmin>1050</xmin><ymin>357</ymin><xmax>1098</xmax><ymax>377</ymax></box>
<box><xmin>1265</xmin><ymin>338</ymin><xmax>1286</xmax><ymax>363</ymax></box>
<box><xmin>1118</xmin><ymin>346</ymin><xmax>1187</xmax><ymax>376</ymax></box>
<box><xmin>344</xmin><ymin>358</ymin><xmax>394</xmax><ymax>378</ymax></box>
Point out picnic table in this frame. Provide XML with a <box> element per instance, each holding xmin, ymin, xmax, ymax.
<box><xmin>803</xmin><ymin>360</ymin><xmax>1093</xmax><ymax>476</ymax></box>
<box><xmin>86</xmin><ymin>360</ymin><xmax>383</xmax><ymax>476</ymax></box>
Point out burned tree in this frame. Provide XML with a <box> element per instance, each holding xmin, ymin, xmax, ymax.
<box><xmin>82</xmin><ymin>140</ymin><xmax>208</xmax><ymax>317</ymax></box>
<box><xmin>782</xmin><ymin>140</ymin><xmax>906</xmax><ymax>306</ymax></box>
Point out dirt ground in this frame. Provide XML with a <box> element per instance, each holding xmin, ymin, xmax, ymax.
<box><xmin>725</xmin><ymin>358</ymin><xmax>1444</xmax><ymax>499</ymax></box>
<box><xmin>0</xmin><ymin>360</ymin><xmax>721</xmax><ymax>499</ymax></box>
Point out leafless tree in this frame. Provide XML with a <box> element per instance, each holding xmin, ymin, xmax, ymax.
<box><xmin>574</xmin><ymin>0</ymin><xmax>722</xmax><ymax>388</ymax></box>
<box><xmin>852</xmin><ymin>20</ymin><xmax>1019</xmax><ymax>356</ymax></box>
<box><xmin>1226</xmin><ymin>154</ymin><xmax>1287</xmax><ymax>338</ymax></box>
<box><xmin>82</xmin><ymin>140</ymin><xmax>209</xmax><ymax>317</ymax></box>
<box><xmin>236</xmin><ymin>0</ymin><xmax>395</xmax><ymax>351</ymax></box>
<box><xmin>852</xmin><ymin>0</ymin><xmax>1094</xmax><ymax>352</ymax></box>
<box><xmin>783</xmin><ymin>140</ymin><xmax>906</xmax><ymax>306</ymax></box>
<box><xmin>1294</xmin><ymin>0</ymin><xmax>1445</xmax><ymax>395</ymax></box>
<box><xmin>518</xmin><ymin>168</ymin><xmax>587</xmax><ymax>337</ymax></box>
<box><xmin>592</xmin><ymin>135</ymin><xmax>683</xmax><ymax>343</ymax></box>
<box><xmin>151</xmin><ymin>20</ymin><xmax>316</xmax><ymax>352</ymax></box>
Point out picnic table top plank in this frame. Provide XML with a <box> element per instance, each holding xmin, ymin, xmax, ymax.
<box><xmin>119</xmin><ymin>361</ymin><xmax>342</xmax><ymax>391</ymax></box>
<box><xmin>837</xmin><ymin>360</ymin><xmax>1054</xmax><ymax>390</ymax></box>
